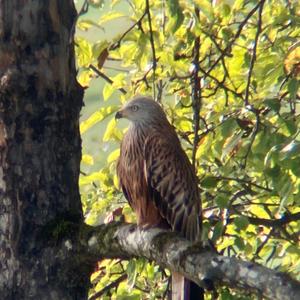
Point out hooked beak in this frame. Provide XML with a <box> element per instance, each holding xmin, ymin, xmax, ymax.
<box><xmin>115</xmin><ymin>110</ymin><xmax>123</xmax><ymax>119</ymax></box>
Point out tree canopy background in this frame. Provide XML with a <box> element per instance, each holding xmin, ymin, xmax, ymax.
<box><xmin>75</xmin><ymin>0</ymin><xmax>300</xmax><ymax>299</ymax></box>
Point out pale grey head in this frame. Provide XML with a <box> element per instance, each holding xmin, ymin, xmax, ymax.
<box><xmin>115</xmin><ymin>96</ymin><xmax>168</xmax><ymax>126</ymax></box>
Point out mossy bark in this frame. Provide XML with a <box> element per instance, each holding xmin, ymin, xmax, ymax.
<box><xmin>0</xmin><ymin>1</ymin><xmax>91</xmax><ymax>299</ymax></box>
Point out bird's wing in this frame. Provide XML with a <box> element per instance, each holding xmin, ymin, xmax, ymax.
<box><xmin>143</xmin><ymin>132</ymin><xmax>201</xmax><ymax>241</ymax></box>
<box><xmin>116</xmin><ymin>141</ymin><xmax>133</xmax><ymax>207</ymax></box>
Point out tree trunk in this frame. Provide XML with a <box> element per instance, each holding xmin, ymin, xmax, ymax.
<box><xmin>0</xmin><ymin>1</ymin><xmax>91</xmax><ymax>299</ymax></box>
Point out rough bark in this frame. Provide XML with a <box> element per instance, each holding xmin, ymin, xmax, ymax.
<box><xmin>0</xmin><ymin>1</ymin><xmax>92</xmax><ymax>299</ymax></box>
<box><xmin>84</xmin><ymin>222</ymin><xmax>300</xmax><ymax>300</ymax></box>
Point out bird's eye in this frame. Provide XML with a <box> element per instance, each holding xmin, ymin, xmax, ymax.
<box><xmin>131</xmin><ymin>105</ymin><xmax>139</xmax><ymax>112</ymax></box>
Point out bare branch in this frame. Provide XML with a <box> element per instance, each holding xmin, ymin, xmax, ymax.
<box><xmin>110</xmin><ymin>12</ymin><xmax>147</xmax><ymax>50</ymax></box>
<box><xmin>245</xmin><ymin>0</ymin><xmax>265</xmax><ymax>106</ymax></box>
<box><xmin>205</xmin><ymin>0</ymin><xmax>266</xmax><ymax>77</ymax></box>
<box><xmin>89</xmin><ymin>64</ymin><xmax>127</xmax><ymax>95</ymax></box>
<box><xmin>145</xmin><ymin>0</ymin><xmax>157</xmax><ymax>100</ymax></box>
<box><xmin>191</xmin><ymin>7</ymin><xmax>201</xmax><ymax>169</ymax></box>
<box><xmin>242</xmin><ymin>108</ymin><xmax>260</xmax><ymax>168</ymax></box>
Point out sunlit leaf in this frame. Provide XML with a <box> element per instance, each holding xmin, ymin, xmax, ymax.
<box><xmin>82</xmin><ymin>154</ymin><xmax>94</xmax><ymax>165</ymax></box>
<box><xmin>80</xmin><ymin>106</ymin><xmax>118</xmax><ymax>134</ymax></box>
<box><xmin>99</xmin><ymin>12</ymin><xmax>126</xmax><ymax>25</ymax></box>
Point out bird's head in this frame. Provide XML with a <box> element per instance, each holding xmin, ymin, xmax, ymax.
<box><xmin>115</xmin><ymin>96</ymin><xmax>167</xmax><ymax>125</ymax></box>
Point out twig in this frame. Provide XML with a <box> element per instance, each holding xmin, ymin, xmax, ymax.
<box><xmin>70</xmin><ymin>0</ymin><xmax>89</xmax><ymax>43</ymax></box>
<box><xmin>89</xmin><ymin>64</ymin><xmax>127</xmax><ymax>95</ymax></box>
<box><xmin>145</xmin><ymin>0</ymin><xmax>157</xmax><ymax>100</ymax></box>
<box><xmin>198</xmin><ymin>65</ymin><xmax>243</xmax><ymax>99</ymax></box>
<box><xmin>244</xmin><ymin>0</ymin><xmax>265</xmax><ymax>106</ymax></box>
<box><xmin>205</xmin><ymin>0</ymin><xmax>265</xmax><ymax>77</ymax></box>
<box><xmin>253</xmin><ymin>228</ymin><xmax>275</xmax><ymax>260</ymax></box>
<box><xmin>134</xmin><ymin>66</ymin><xmax>153</xmax><ymax>89</ymax></box>
<box><xmin>110</xmin><ymin>11</ymin><xmax>147</xmax><ymax>50</ymax></box>
<box><xmin>77</xmin><ymin>0</ymin><xmax>89</xmax><ymax>17</ymax></box>
<box><xmin>242</xmin><ymin>108</ymin><xmax>260</xmax><ymax>168</ymax></box>
<box><xmin>217</xmin><ymin>176</ymin><xmax>271</xmax><ymax>192</ymax></box>
<box><xmin>191</xmin><ymin>7</ymin><xmax>201</xmax><ymax>169</ymax></box>
<box><xmin>246</xmin><ymin>212</ymin><xmax>300</xmax><ymax>227</ymax></box>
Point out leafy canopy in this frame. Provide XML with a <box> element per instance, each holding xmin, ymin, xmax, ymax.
<box><xmin>76</xmin><ymin>0</ymin><xmax>300</xmax><ymax>299</ymax></box>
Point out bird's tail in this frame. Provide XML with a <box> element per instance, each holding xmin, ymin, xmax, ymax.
<box><xmin>172</xmin><ymin>272</ymin><xmax>204</xmax><ymax>300</ymax></box>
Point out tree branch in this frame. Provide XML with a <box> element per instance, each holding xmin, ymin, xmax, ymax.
<box><xmin>191</xmin><ymin>7</ymin><xmax>201</xmax><ymax>169</ymax></box>
<box><xmin>82</xmin><ymin>222</ymin><xmax>300</xmax><ymax>300</ymax></box>
<box><xmin>145</xmin><ymin>0</ymin><xmax>157</xmax><ymax>99</ymax></box>
<box><xmin>110</xmin><ymin>11</ymin><xmax>147</xmax><ymax>50</ymax></box>
<box><xmin>205</xmin><ymin>0</ymin><xmax>265</xmax><ymax>77</ymax></box>
<box><xmin>244</xmin><ymin>0</ymin><xmax>265</xmax><ymax>106</ymax></box>
<box><xmin>89</xmin><ymin>64</ymin><xmax>127</xmax><ymax>95</ymax></box>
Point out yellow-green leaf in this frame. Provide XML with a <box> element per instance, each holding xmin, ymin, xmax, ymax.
<box><xmin>82</xmin><ymin>154</ymin><xmax>94</xmax><ymax>165</ymax></box>
<box><xmin>80</xmin><ymin>106</ymin><xmax>118</xmax><ymax>134</ymax></box>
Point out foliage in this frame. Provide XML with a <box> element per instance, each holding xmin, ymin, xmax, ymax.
<box><xmin>76</xmin><ymin>0</ymin><xmax>300</xmax><ymax>298</ymax></box>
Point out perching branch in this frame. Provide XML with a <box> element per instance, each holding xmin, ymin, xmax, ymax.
<box><xmin>82</xmin><ymin>222</ymin><xmax>300</xmax><ymax>300</ymax></box>
<box><xmin>244</xmin><ymin>0</ymin><xmax>265</xmax><ymax>106</ymax></box>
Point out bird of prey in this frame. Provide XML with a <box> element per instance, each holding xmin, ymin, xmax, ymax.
<box><xmin>116</xmin><ymin>96</ymin><xmax>202</xmax><ymax>299</ymax></box>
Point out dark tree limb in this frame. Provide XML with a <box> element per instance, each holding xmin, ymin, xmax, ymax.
<box><xmin>82</xmin><ymin>222</ymin><xmax>300</xmax><ymax>300</ymax></box>
<box><xmin>244</xmin><ymin>0</ymin><xmax>265</xmax><ymax>106</ymax></box>
<box><xmin>205</xmin><ymin>0</ymin><xmax>265</xmax><ymax>77</ymax></box>
<box><xmin>89</xmin><ymin>64</ymin><xmax>127</xmax><ymax>95</ymax></box>
<box><xmin>145</xmin><ymin>0</ymin><xmax>157</xmax><ymax>99</ymax></box>
<box><xmin>110</xmin><ymin>12</ymin><xmax>147</xmax><ymax>50</ymax></box>
<box><xmin>191</xmin><ymin>7</ymin><xmax>201</xmax><ymax>169</ymax></box>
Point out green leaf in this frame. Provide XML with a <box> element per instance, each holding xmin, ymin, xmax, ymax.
<box><xmin>82</xmin><ymin>154</ymin><xmax>94</xmax><ymax>165</ymax></box>
<box><xmin>220</xmin><ymin>118</ymin><xmax>238</xmax><ymax>137</ymax></box>
<box><xmin>264</xmin><ymin>98</ymin><xmax>280</xmax><ymax>112</ymax></box>
<box><xmin>235</xmin><ymin>236</ymin><xmax>245</xmax><ymax>250</ymax></box>
<box><xmin>215</xmin><ymin>194</ymin><xmax>229</xmax><ymax>208</ymax></box>
<box><xmin>201</xmin><ymin>176</ymin><xmax>219</xmax><ymax>188</ymax></box>
<box><xmin>194</xmin><ymin>0</ymin><xmax>214</xmax><ymax>21</ymax></box>
<box><xmin>234</xmin><ymin>216</ymin><xmax>249</xmax><ymax>231</ymax></box>
<box><xmin>79</xmin><ymin>171</ymin><xmax>106</xmax><ymax>186</ymax></box>
<box><xmin>107</xmin><ymin>149</ymin><xmax>120</xmax><ymax>163</ymax></box>
<box><xmin>75</xmin><ymin>37</ymin><xmax>93</xmax><ymax>67</ymax></box>
<box><xmin>103</xmin><ymin>83</ymin><xmax>115</xmax><ymax>101</ymax></box>
<box><xmin>99</xmin><ymin>12</ymin><xmax>126</xmax><ymax>25</ymax></box>
<box><xmin>212</xmin><ymin>221</ymin><xmax>224</xmax><ymax>242</ymax></box>
<box><xmin>279</xmin><ymin>140</ymin><xmax>300</xmax><ymax>161</ymax></box>
<box><xmin>288</xmin><ymin>78</ymin><xmax>299</xmax><ymax>99</ymax></box>
<box><xmin>221</xmin><ymin>131</ymin><xmax>243</xmax><ymax>162</ymax></box>
<box><xmin>166</xmin><ymin>0</ymin><xmax>184</xmax><ymax>33</ymax></box>
<box><xmin>126</xmin><ymin>260</ymin><xmax>137</xmax><ymax>289</ymax></box>
<box><xmin>265</xmin><ymin>165</ymin><xmax>281</xmax><ymax>179</ymax></box>
<box><xmin>80</xmin><ymin>106</ymin><xmax>118</xmax><ymax>134</ymax></box>
<box><xmin>93</xmin><ymin>40</ymin><xmax>110</xmax><ymax>58</ymax></box>
<box><xmin>264</xmin><ymin>145</ymin><xmax>282</xmax><ymax>168</ymax></box>
<box><xmin>103</xmin><ymin>118</ymin><xmax>122</xmax><ymax>142</ymax></box>
<box><xmin>290</xmin><ymin>157</ymin><xmax>300</xmax><ymax>176</ymax></box>
<box><xmin>278</xmin><ymin>175</ymin><xmax>293</xmax><ymax>211</ymax></box>
<box><xmin>77</xmin><ymin>19</ymin><xmax>104</xmax><ymax>31</ymax></box>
